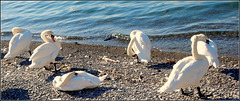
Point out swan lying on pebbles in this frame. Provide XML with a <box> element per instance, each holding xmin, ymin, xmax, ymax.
<box><xmin>53</xmin><ymin>71</ymin><xmax>107</xmax><ymax>91</ymax></box>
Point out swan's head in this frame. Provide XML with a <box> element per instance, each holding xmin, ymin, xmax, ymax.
<box><xmin>12</xmin><ymin>27</ymin><xmax>27</xmax><ymax>35</ymax></box>
<box><xmin>130</xmin><ymin>30</ymin><xmax>143</xmax><ymax>39</ymax></box>
<box><xmin>191</xmin><ymin>34</ymin><xmax>210</xmax><ymax>44</ymax></box>
<box><xmin>41</xmin><ymin>30</ymin><xmax>55</xmax><ymax>42</ymax></box>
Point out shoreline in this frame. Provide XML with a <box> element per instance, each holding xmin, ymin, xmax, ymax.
<box><xmin>2</xmin><ymin>30</ymin><xmax>239</xmax><ymax>58</ymax></box>
<box><xmin>1</xmin><ymin>40</ymin><xmax>239</xmax><ymax>100</ymax></box>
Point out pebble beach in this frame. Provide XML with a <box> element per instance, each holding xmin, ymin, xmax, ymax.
<box><xmin>1</xmin><ymin>40</ymin><xmax>239</xmax><ymax>100</ymax></box>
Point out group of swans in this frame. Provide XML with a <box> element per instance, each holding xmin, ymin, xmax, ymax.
<box><xmin>158</xmin><ymin>34</ymin><xmax>219</xmax><ymax>98</ymax></box>
<box><xmin>3</xmin><ymin>28</ymin><xmax>219</xmax><ymax>95</ymax></box>
<box><xmin>4</xmin><ymin>27</ymin><xmax>62</xmax><ymax>72</ymax></box>
<box><xmin>127</xmin><ymin>31</ymin><xmax>219</xmax><ymax>98</ymax></box>
<box><xmin>3</xmin><ymin>27</ymin><xmax>107</xmax><ymax>91</ymax></box>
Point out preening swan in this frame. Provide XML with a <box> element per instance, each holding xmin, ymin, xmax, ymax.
<box><xmin>127</xmin><ymin>30</ymin><xmax>152</xmax><ymax>63</ymax></box>
<box><xmin>197</xmin><ymin>39</ymin><xmax>219</xmax><ymax>68</ymax></box>
<box><xmin>4</xmin><ymin>27</ymin><xmax>32</xmax><ymax>58</ymax></box>
<box><xmin>159</xmin><ymin>34</ymin><xmax>212</xmax><ymax>98</ymax></box>
<box><xmin>28</xmin><ymin>30</ymin><xmax>61</xmax><ymax>72</ymax></box>
<box><xmin>53</xmin><ymin>71</ymin><xmax>107</xmax><ymax>91</ymax></box>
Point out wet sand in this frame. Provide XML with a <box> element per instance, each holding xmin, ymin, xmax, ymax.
<box><xmin>1</xmin><ymin>40</ymin><xmax>239</xmax><ymax>100</ymax></box>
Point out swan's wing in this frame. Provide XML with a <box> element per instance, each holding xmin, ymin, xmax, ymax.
<box><xmin>8</xmin><ymin>34</ymin><xmax>22</xmax><ymax>53</ymax></box>
<box><xmin>209</xmin><ymin>39</ymin><xmax>218</xmax><ymax>52</ymax></box>
<box><xmin>197</xmin><ymin>41</ymin><xmax>219</xmax><ymax>67</ymax></box>
<box><xmin>176</xmin><ymin>59</ymin><xmax>209</xmax><ymax>88</ymax></box>
<box><xmin>139</xmin><ymin>33</ymin><xmax>152</xmax><ymax>50</ymax></box>
<box><xmin>6</xmin><ymin>32</ymin><xmax>32</xmax><ymax>56</ymax></box>
<box><xmin>135</xmin><ymin>33</ymin><xmax>152</xmax><ymax>62</ymax></box>
<box><xmin>29</xmin><ymin>42</ymin><xmax>57</xmax><ymax>61</ymax></box>
<box><xmin>159</xmin><ymin>56</ymin><xmax>193</xmax><ymax>92</ymax></box>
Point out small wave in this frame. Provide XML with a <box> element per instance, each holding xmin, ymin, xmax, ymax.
<box><xmin>2</xmin><ymin>31</ymin><xmax>238</xmax><ymax>41</ymax></box>
<box><xmin>104</xmin><ymin>31</ymin><xmax>239</xmax><ymax>41</ymax></box>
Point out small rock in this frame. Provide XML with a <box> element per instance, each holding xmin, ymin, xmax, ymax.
<box><xmin>130</xmin><ymin>62</ymin><xmax>134</xmax><ymax>65</ymax></box>
<box><xmin>74</xmin><ymin>42</ymin><xmax>78</xmax><ymax>45</ymax></box>
<box><xmin>50</xmin><ymin>98</ymin><xmax>61</xmax><ymax>100</ymax></box>
<box><xmin>16</xmin><ymin>65</ymin><xmax>20</xmax><ymax>68</ymax></box>
<box><xmin>85</xmin><ymin>55</ymin><xmax>89</xmax><ymax>58</ymax></box>
<box><xmin>68</xmin><ymin>54</ymin><xmax>72</xmax><ymax>57</ymax></box>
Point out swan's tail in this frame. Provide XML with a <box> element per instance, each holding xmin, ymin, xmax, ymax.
<box><xmin>158</xmin><ymin>85</ymin><xmax>168</xmax><ymax>93</ymax></box>
<box><xmin>212</xmin><ymin>60</ymin><xmax>219</xmax><ymax>68</ymax></box>
<box><xmin>158</xmin><ymin>81</ymin><xmax>173</xmax><ymax>93</ymax></box>
<box><xmin>99</xmin><ymin>74</ymin><xmax>108</xmax><ymax>82</ymax></box>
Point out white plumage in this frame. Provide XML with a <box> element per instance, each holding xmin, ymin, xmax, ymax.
<box><xmin>127</xmin><ymin>30</ymin><xmax>152</xmax><ymax>63</ymax></box>
<box><xmin>53</xmin><ymin>71</ymin><xmax>107</xmax><ymax>91</ymax></box>
<box><xmin>28</xmin><ymin>30</ymin><xmax>61</xmax><ymax>69</ymax></box>
<box><xmin>159</xmin><ymin>34</ymin><xmax>210</xmax><ymax>93</ymax></box>
<box><xmin>4</xmin><ymin>27</ymin><xmax>32</xmax><ymax>58</ymax></box>
<box><xmin>197</xmin><ymin>39</ymin><xmax>219</xmax><ymax>68</ymax></box>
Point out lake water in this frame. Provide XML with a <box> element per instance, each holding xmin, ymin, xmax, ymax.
<box><xmin>1</xmin><ymin>1</ymin><xmax>239</xmax><ymax>57</ymax></box>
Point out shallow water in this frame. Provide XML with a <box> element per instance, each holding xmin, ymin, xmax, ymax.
<box><xmin>1</xmin><ymin>1</ymin><xmax>239</xmax><ymax>57</ymax></box>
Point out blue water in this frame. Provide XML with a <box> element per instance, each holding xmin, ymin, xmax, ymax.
<box><xmin>1</xmin><ymin>1</ymin><xmax>239</xmax><ymax>57</ymax></box>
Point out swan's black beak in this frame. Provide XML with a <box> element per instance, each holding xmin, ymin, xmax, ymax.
<box><xmin>51</xmin><ymin>35</ymin><xmax>55</xmax><ymax>42</ymax></box>
<box><xmin>206</xmin><ymin>39</ymin><xmax>210</xmax><ymax>44</ymax></box>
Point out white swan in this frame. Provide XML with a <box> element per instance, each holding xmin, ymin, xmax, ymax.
<box><xmin>127</xmin><ymin>30</ymin><xmax>152</xmax><ymax>63</ymax></box>
<box><xmin>28</xmin><ymin>30</ymin><xmax>61</xmax><ymax>72</ymax></box>
<box><xmin>53</xmin><ymin>71</ymin><xmax>107</xmax><ymax>91</ymax></box>
<box><xmin>159</xmin><ymin>34</ymin><xmax>211</xmax><ymax>98</ymax></box>
<box><xmin>4</xmin><ymin>27</ymin><xmax>32</xmax><ymax>58</ymax></box>
<box><xmin>197</xmin><ymin>39</ymin><xmax>219</xmax><ymax>68</ymax></box>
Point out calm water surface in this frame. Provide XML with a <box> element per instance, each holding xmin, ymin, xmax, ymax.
<box><xmin>1</xmin><ymin>1</ymin><xmax>239</xmax><ymax>57</ymax></box>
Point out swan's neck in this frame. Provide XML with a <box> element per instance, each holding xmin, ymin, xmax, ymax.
<box><xmin>41</xmin><ymin>33</ymin><xmax>52</xmax><ymax>42</ymax></box>
<box><xmin>127</xmin><ymin>36</ymin><xmax>136</xmax><ymax>56</ymax></box>
<box><xmin>192</xmin><ymin>37</ymin><xmax>207</xmax><ymax>61</ymax></box>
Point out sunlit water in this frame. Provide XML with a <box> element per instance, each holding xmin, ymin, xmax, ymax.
<box><xmin>1</xmin><ymin>1</ymin><xmax>239</xmax><ymax>57</ymax></box>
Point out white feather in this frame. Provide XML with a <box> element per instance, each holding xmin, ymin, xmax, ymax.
<box><xmin>28</xmin><ymin>30</ymin><xmax>61</xmax><ymax>68</ymax></box>
<box><xmin>197</xmin><ymin>39</ymin><xmax>219</xmax><ymax>68</ymax></box>
<box><xmin>159</xmin><ymin>34</ymin><xmax>210</xmax><ymax>93</ymax></box>
<box><xmin>4</xmin><ymin>29</ymin><xmax>32</xmax><ymax>58</ymax></box>
<box><xmin>127</xmin><ymin>30</ymin><xmax>152</xmax><ymax>63</ymax></box>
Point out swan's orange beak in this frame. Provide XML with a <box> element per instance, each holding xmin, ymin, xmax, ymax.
<box><xmin>206</xmin><ymin>39</ymin><xmax>209</xmax><ymax>44</ymax></box>
<box><xmin>51</xmin><ymin>35</ymin><xmax>55</xmax><ymax>42</ymax></box>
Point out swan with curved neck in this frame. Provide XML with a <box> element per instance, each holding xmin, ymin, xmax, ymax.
<box><xmin>41</xmin><ymin>30</ymin><xmax>55</xmax><ymax>42</ymax></box>
<box><xmin>159</xmin><ymin>34</ymin><xmax>212</xmax><ymax>98</ymax></box>
<box><xmin>4</xmin><ymin>27</ymin><xmax>32</xmax><ymax>58</ymax></box>
<box><xmin>127</xmin><ymin>30</ymin><xmax>152</xmax><ymax>63</ymax></box>
<box><xmin>28</xmin><ymin>30</ymin><xmax>61</xmax><ymax>72</ymax></box>
<box><xmin>53</xmin><ymin>71</ymin><xmax>107</xmax><ymax>91</ymax></box>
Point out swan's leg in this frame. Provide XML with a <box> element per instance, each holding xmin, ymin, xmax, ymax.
<box><xmin>51</xmin><ymin>63</ymin><xmax>61</xmax><ymax>72</ymax></box>
<box><xmin>136</xmin><ymin>56</ymin><xmax>141</xmax><ymax>63</ymax></box>
<box><xmin>197</xmin><ymin>87</ymin><xmax>212</xmax><ymax>98</ymax></box>
<box><xmin>181</xmin><ymin>88</ymin><xmax>193</xmax><ymax>96</ymax></box>
<box><xmin>28</xmin><ymin>50</ymin><xmax>32</xmax><ymax>56</ymax></box>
